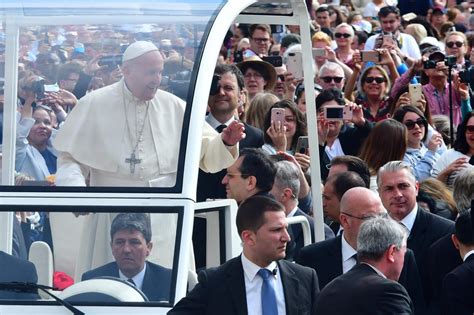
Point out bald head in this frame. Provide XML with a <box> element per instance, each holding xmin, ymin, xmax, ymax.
<box><xmin>340</xmin><ymin>187</ymin><xmax>387</xmax><ymax>248</ymax></box>
<box><xmin>341</xmin><ymin>187</ymin><xmax>384</xmax><ymax>215</ymax></box>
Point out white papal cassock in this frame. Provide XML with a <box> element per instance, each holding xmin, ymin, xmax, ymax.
<box><xmin>53</xmin><ymin>79</ymin><xmax>238</xmax><ymax>282</ymax></box>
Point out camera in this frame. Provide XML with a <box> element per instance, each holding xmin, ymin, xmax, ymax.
<box><xmin>210</xmin><ymin>74</ymin><xmax>221</xmax><ymax>96</ymax></box>
<box><xmin>323</xmin><ymin>105</ymin><xmax>353</xmax><ymax>121</ymax></box>
<box><xmin>98</xmin><ymin>55</ymin><xmax>122</xmax><ymax>68</ymax></box>
<box><xmin>424</xmin><ymin>54</ymin><xmax>458</xmax><ymax>69</ymax></box>
<box><xmin>459</xmin><ymin>63</ymin><xmax>474</xmax><ymax>85</ymax></box>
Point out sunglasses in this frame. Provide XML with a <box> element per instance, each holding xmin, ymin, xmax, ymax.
<box><xmin>277</xmin><ymin>74</ymin><xmax>285</xmax><ymax>81</ymax></box>
<box><xmin>364</xmin><ymin>77</ymin><xmax>385</xmax><ymax>84</ymax></box>
<box><xmin>321</xmin><ymin>76</ymin><xmax>344</xmax><ymax>83</ymax></box>
<box><xmin>404</xmin><ymin>118</ymin><xmax>426</xmax><ymax>130</ymax></box>
<box><xmin>446</xmin><ymin>41</ymin><xmax>463</xmax><ymax>48</ymax></box>
<box><xmin>335</xmin><ymin>33</ymin><xmax>351</xmax><ymax>39</ymax></box>
<box><xmin>466</xmin><ymin>125</ymin><xmax>474</xmax><ymax>133</ymax></box>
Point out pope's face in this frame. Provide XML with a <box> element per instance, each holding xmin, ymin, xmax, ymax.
<box><xmin>123</xmin><ymin>50</ymin><xmax>163</xmax><ymax>101</ymax></box>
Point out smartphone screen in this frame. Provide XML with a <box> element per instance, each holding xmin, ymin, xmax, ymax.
<box><xmin>325</xmin><ymin>107</ymin><xmax>344</xmax><ymax>120</ymax></box>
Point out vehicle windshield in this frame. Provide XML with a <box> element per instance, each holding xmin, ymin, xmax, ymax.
<box><xmin>0</xmin><ymin>0</ymin><xmax>224</xmax><ymax>192</ymax></box>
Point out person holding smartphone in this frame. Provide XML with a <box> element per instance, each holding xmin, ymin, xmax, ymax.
<box><xmin>393</xmin><ymin>105</ymin><xmax>445</xmax><ymax>181</ymax></box>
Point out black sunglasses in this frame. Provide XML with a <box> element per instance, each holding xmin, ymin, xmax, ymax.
<box><xmin>277</xmin><ymin>74</ymin><xmax>285</xmax><ymax>82</ymax></box>
<box><xmin>335</xmin><ymin>33</ymin><xmax>351</xmax><ymax>39</ymax></box>
<box><xmin>364</xmin><ymin>76</ymin><xmax>385</xmax><ymax>84</ymax></box>
<box><xmin>446</xmin><ymin>41</ymin><xmax>463</xmax><ymax>48</ymax></box>
<box><xmin>321</xmin><ymin>76</ymin><xmax>344</xmax><ymax>83</ymax></box>
<box><xmin>404</xmin><ymin>118</ymin><xmax>426</xmax><ymax>130</ymax></box>
<box><xmin>465</xmin><ymin>125</ymin><xmax>474</xmax><ymax>133</ymax></box>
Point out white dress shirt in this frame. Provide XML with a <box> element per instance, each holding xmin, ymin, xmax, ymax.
<box><xmin>341</xmin><ymin>233</ymin><xmax>358</xmax><ymax>273</ymax></box>
<box><xmin>118</xmin><ymin>263</ymin><xmax>147</xmax><ymax>291</ymax></box>
<box><xmin>463</xmin><ymin>250</ymin><xmax>474</xmax><ymax>262</ymax></box>
<box><xmin>400</xmin><ymin>204</ymin><xmax>418</xmax><ymax>234</ymax></box>
<box><xmin>241</xmin><ymin>254</ymin><xmax>286</xmax><ymax>315</ymax></box>
<box><xmin>206</xmin><ymin>112</ymin><xmax>235</xmax><ymax>130</ymax></box>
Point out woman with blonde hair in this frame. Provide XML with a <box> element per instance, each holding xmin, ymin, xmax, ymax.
<box><xmin>244</xmin><ymin>92</ymin><xmax>279</xmax><ymax>131</ymax></box>
<box><xmin>418</xmin><ymin>178</ymin><xmax>457</xmax><ymax>220</ymax></box>
<box><xmin>445</xmin><ymin>31</ymin><xmax>468</xmax><ymax>66</ymax></box>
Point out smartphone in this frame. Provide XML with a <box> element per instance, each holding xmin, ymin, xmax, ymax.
<box><xmin>286</xmin><ymin>51</ymin><xmax>303</xmax><ymax>80</ymax></box>
<box><xmin>312</xmin><ymin>48</ymin><xmax>326</xmax><ymax>58</ymax></box>
<box><xmin>271</xmin><ymin>108</ymin><xmax>286</xmax><ymax>124</ymax></box>
<box><xmin>409</xmin><ymin>83</ymin><xmax>423</xmax><ymax>104</ymax></box>
<box><xmin>295</xmin><ymin>136</ymin><xmax>309</xmax><ymax>154</ymax></box>
<box><xmin>361</xmin><ymin>50</ymin><xmax>380</xmax><ymax>63</ymax></box>
<box><xmin>324</xmin><ymin>105</ymin><xmax>353</xmax><ymax>121</ymax></box>
<box><xmin>98</xmin><ymin>54</ymin><xmax>123</xmax><ymax>68</ymax></box>
<box><xmin>44</xmin><ymin>84</ymin><xmax>60</xmax><ymax>93</ymax></box>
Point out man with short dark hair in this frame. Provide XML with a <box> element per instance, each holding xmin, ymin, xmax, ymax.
<box><xmin>315</xmin><ymin>7</ymin><xmax>331</xmax><ymax>29</ymax></box>
<box><xmin>328</xmin><ymin>155</ymin><xmax>371</xmax><ymax>188</ymax></box>
<box><xmin>314</xmin><ymin>216</ymin><xmax>414</xmax><ymax>314</ymax></box>
<box><xmin>364</xmin><ymin>6</ymin><xmax>421</xmax><ymax>63</ymax></box>
<box><xmin>249</xmin><ymin>24</ymin><xmax>272</xmax><ymax>57</ymax></box>
<box><xmin>82</xmin><ymin>213</ymin><xmax>171</xmax><ymax>302</ymax></box>
<box><xmin>197</xmin><ymin>64</ymin><xmax>264</xmax><ymax>201</ymax></box>
<box><xmin>169</xmin><ymin>195</ymin><xmax>320</xmax><ymax>314</ymax></box>
<box><xmin>221</xmin><ymin>148</ymin><xmax>276</xmax><ymax>204</ymax></box>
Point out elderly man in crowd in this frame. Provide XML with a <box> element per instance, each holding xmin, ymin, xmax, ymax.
<box><xmin>314</xmin><ymin>215</ymin><xmax>414</xmax><ymax>314</ymax></box>
<box><xmin>82</xmin><ymin>213</ymin><xmax>171</xmax><ymax>302</ymax></box>
<box><xmin>316</xmin><ymin>62</ymin><xmax>345</xmax><ymax>91</ymax></box>
<box><xmin>270</xmin><ymin>160</ymin><xmax>334</xmax><ymax>260</ymax></box>
<box><xmin>297</xmin><ymin>187</ymin><xmax>425</xmax><ymax>313</ymax></box>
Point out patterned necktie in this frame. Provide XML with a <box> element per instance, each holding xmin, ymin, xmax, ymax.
<box><xmin>215</xmin><ymin>124</ymin><xmax>226</xmax><ymax>133</ymax></box>
<box><xmin>127</xmin><ymin>278</ymin><xmax>136</xmax><ymax>286</ymax></box>
<box><xmin>258</xmin><ymin>269</ymin><xmax>278</xmax><ymax>315</ymax></box>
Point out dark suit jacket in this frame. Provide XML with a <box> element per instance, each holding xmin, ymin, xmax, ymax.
<box><xmin>196</xmin><ymin>122</ymin><xmax>264</xmax><ymax>201</ymax></box>
<box><xmin>81</xmin><ymin>261</ymin><xmax>172</xmax><ymax>302</ymax></box>
<box><xmin>426</xmin><ymin>233</ymin><xmax>462</xmax><ymax>314</ymax></box>
<box><xmin>407</xmin><ymin>208</ymin><xmax>454</xmax><ymax>304</ymax></box>
<box><xmin>296</xmin><ymin>234</ymin><xmax>426</xmax><ymax>314</ymax></box>
<box><xmin>0</xmin><ymin>251</ymin><xmax>39</xmax><ymax>300</ymax></box>
<box><xmin>168</xmin><ymin>256</ymin><xmax>320</xmax><ymax>315</ymax></box>
<box><xmin>314</xmin><ymin>263</ymin><xmax>414</xmax><ymax>315</ymax></box>
<box><xmin>286</xmin><ymin>208</ymin><xmax>334</xmax><ymax>261</ymax></box>
<box><xmin>441</xmin><ymin>254</ymin><xmax>474</xmax><ymax>315</ymax></box>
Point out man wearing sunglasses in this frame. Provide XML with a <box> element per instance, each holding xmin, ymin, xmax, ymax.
<box><xmin>364</xmin><ymin>6</ymin><xmax>421</xmax><ymax>64</ymax></box>
<box><xmin>249</xmin><ymin>24</ymin><xmax>272</xmax><ymax>57</ymax></box>
<box><xmin>317</xmin><ymin>62</ymin><xmax>345</xmax><ymax>91</ymax></box>
<box><xmin>296</xmin><ymin>187</ymin><xmax>425</xmax><ymax>314</ymax></box>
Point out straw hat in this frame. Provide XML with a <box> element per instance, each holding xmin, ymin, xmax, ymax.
<box><xmin>237</xmin><ymin>51</ymin><xmax>277</xmax><ymax>91</ymax></box>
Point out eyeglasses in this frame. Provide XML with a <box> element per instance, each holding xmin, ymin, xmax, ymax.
<box><xmin>252</xmin><ymin>37</ymin><xmax>270</xmax><ymax>44</ymax></box>
<box><xmin>321</xmin><ymin>76</ymin><xmax>344</xmax><ymax>83</ymax></box>
<box><xmin>335</xmin><ymin>33</ymin><xmax>351</xmax><ymax>39</ymax></box>
<box><xmin>364</xmin><ymin>76</ymin><xmax>385</xmax><ymax>84</ymax></box>
<box><xmin>404</xmin><ymin>118</ymin><xmax>426</xmax><ymax>130</ymax></box>
<box><xmin>277</xmin><ymin>74</ymin><xmax>285</xmax><ymax>82</ymax></box>
<box><xmin>341</xmin><ymin>211</ymin><xmax>388</xmax><ymax>220</ymax></box>
<box><xmin>466</xmin><ymin>125</ymin><xmax>474</xmax><ymax>133</ymax></box>
<box><xmin>446</xmin><ymin>41</ymin><xmax>464</xmax><ymax>48</ymax></box>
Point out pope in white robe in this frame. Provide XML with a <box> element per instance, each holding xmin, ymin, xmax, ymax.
<box><xmin>52</xmin><ymin>41</ymin><xmax>244</xmax><ymax>281</ymax></box>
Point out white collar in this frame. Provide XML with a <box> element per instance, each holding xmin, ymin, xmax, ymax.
<box><xmin>206</xmin><ymin>112</ymin><xmax>235</xmax><ymax>130</ymax></box>
<box><xmin>287</xmin><ymin>206</ymin><xmax>298</xmax><ymax>218</ymax></box>
<box><xmin>362</xmin><ymin>262</ymin><xmax>387</xmax><ymax>278</ymax></box>
<box><xmin>119</xmin><ymin>262</ymin><xmax>147</xmax><ymax>290</ymax></box>
<box><xmin>341</xmin><ymin>233</ymin><xmax>357</xmax><ymax>262</ymax></box>
<box><xmin>241</xmin><ymin>253</ymin><xmax>278</xmax><ymax>282</ymax></box>
<box><xmin>400</xmin><ymin>204</ymin><xmax>418</xmax><ymax>233</ymax></box>
<box><xmin>463</xmin><ymin>250</ymin><xmax>474</xmax><ymax>262</ymax></box>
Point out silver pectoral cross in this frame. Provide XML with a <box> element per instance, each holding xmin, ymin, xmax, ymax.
<box><xmin>125</xmin><ymin>152</ymin><xmax>142</xmax><ymax>174</ymax></box>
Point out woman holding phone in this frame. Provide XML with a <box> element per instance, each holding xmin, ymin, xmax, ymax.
<box><xmin>393</xmin><ymin>105</ymin><xmax>445</xmax><ymax>181</ymax></box>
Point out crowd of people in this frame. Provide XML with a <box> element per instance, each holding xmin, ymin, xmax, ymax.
<box><xmin>1</xmin><ymin>0</ymin><xmax>474</xmax><ymax>314</ymax></box>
